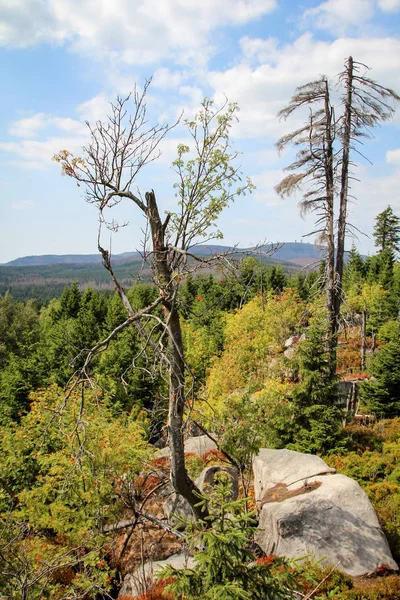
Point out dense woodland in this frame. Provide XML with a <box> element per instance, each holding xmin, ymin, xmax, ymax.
<box><xmin>1</xmin><ymin>58</ymin><xmax>400</xmax><ymax>599</ymax></box>
<box><xmin>1</xmin><ymin>208</ymin><xmax>400</xmax><ymax>598</ymax></box>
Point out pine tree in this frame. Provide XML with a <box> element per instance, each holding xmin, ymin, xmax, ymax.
<box><xmin>288</xmin><ymin>304</ymin><xmax>345</xmax><ymax>455</ymax></box>
<box><xmin>360</xmin><ymin>322</ymin><xmax>400</xmax><ymax>416</ymax></box>
<box><xmin>343</xmin><ymin>244</ymin><xmax>365</xmax><ymax>291</ymax></box>
<box><xmin>373</xmin><ymin>206</ymin><xmax>400</xmax><ymax>254</ymax></box>
<box><xmin>60</xmin><ymin>281</ymin><xmax>81</xmax><ymax>319</ymax></box>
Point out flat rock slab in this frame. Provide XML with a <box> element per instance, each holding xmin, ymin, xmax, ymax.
<box><xmin>255</xmin><ymin>472</ymin><xmax>398</xmax><ymax>577</ymax></box>
<box><xmin>156</xmin><ymin>434</ymin><xmax>217</xmax><ymax>459</ymax></box>
<box><xmin>253</xmin><ymin>448</ymin><xmax>335</xmax><ymax>503</ymax></box>
<box><xmin>118</xmin><ymin>553</ymin><xmax>195</xmax><ymax>598</ymax></box>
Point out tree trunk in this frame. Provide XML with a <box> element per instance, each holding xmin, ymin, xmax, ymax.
<box><xmin>145</xmin><ymin>190</ymin><xmax>207</xmax><ymax>520</ymax></box>
<box><xmin>323</xmin><ymin>81</ymin><xmax>337</xmax><ymax>376</ymax></box>
<box><xmin>361</xmin><ymin>307</ymin><xmax>367</xmax><ymax>371</ymax></box>
<box><xmin>335</xmin><ymin>57</ymin><xmax>354</xmax><ymax>340</ymax></box>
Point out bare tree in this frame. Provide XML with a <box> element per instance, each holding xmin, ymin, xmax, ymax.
<box><xmin>335</xmin><ymin>57</ymin><xmax>400</xmax><ymax>324</ymax></box>
<box><xmin>275</xmin><ymin>77</ymin><xmax>338</xmax><ymax>369</ymax></box>
<box><xmin>54</xmin><ymin>82</ymin><xmax>253</xmax><ymax>519</ymax></box>
<box><xmin>275</xmin><ymin>58</ymin><xmax>399</xmax><ymax>372</ymax></box>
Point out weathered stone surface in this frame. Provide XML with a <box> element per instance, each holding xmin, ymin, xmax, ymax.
<box><xmin>253</xmin><ymin>449</ymin><xmax>398</xmax><ymax>577</ymax></box>
<box><xmin>284</xmin><ymin>335</ymin><xmax>300</xmax><ymax>348</ymax></box>
<box><xmin>253</xmin><ymin>448</ymin><xmax>335</xmax><ymax>503</ymax></box>
<box><xmin>196</xmin><ymin>465</ymin><xmax>239</xmax><ymax>500</ymax></box>
<box><xmin>156</xmin><ymin>434</ymin><xmax>217</xmax><ymax>459</ymax></box>
<box><xmin>163</xmin><ymin>489</ymin><xmax>195</xmax><ymax>526</ymax></box>
<box><xmin>118</xmin><ymin>553</ymin><xmax>195</xmax><ymax>598</ymax></box>
<box><xmin>163</xmin><ymin>465</ymin><xmax>238</xmax><ymax>525</ymax></box>
<box><xmin>185</xmin><ymin>434</ymin><xmax>218</xmax><ymax>456</ymax></box>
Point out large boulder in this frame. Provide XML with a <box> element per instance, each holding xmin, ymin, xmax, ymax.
<box><xmin>156</xmin><ymin>434</ymin><xmax>217</xmax><ymax>459</ymax></box>
<box><xmin>196</xmin><ymin>465</ymin><xmax>239</xmax><ymax>501</ymax></box>
<box><xmin>253</xmin><ymin>448</ymin><xmax>335</xmax><ymax>503</ymax></box>
<box><xmin>118</xmin><ymin>553</ymin><xmax>195</xmax><ymax>598</ymax></box>
<box><xmin>253</xmin><ymin>449</ymin><xmax>398</xmax><ymax>577</ymax></box>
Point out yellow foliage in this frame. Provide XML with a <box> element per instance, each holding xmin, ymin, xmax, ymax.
<box><xmin>205</xmin><ymin>290</ymin><xmax>304</xmax><ymax>409</ymax></box>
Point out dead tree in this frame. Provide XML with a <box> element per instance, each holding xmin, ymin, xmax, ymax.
<box><xmin>275</xmin><ymin>77</ymin><xmax>338</xmax><ymax>371</ymax></box>
<box><xmin>54</xmin><ymin>83</ymin><xmax>253</xmax><ymax>519</ymax></box>
<box><xmin>335</xmin><ymin>56</ymin><xmax>400</xmax><ymax>334</ymax></box>
<box><xmin>276</xmin><ymin>58</ymin><xmax>399</xmax><ymax>373</ymax></box>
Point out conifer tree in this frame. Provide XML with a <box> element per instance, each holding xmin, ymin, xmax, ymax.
<box><xmin>360</xmin><ymin>322</ymin><xmax>400</xmax><ymax>416</ymax></box>
<box><xmin>343</xmin><ymin>244</ymin><xmax>365</xmax><ymax>291</ymax></box>
<box><xmin>373</xmin><ymin>205</ymin><xmax>400</xmax><ymax>254</ymax></box>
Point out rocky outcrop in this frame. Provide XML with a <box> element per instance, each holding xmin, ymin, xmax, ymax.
<box><xmin>253</xmin><ymin>449</ymin><xmax>335</xmax><ymax>503</ymax></box>
<box><xmin>156</xmin><ymin>434</ymin><xmax>217</xmax><ymax>459</ymax></box>
<box><xmin>253</xmin><ymin>448</ymin><xmax>398</xmax><ymax>577</ymax></box>
<box><xmin>163</xmin><ymin>465</ymin><xmax>238</xmax><ymax>525</ymax></box>
<box><xmin>118</xmin><ymin>553</ymin><xmax>195</xmax><ymax>598</ymax></box>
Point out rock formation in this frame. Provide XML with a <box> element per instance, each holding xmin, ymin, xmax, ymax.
<box><xmin>253</xmin><ymin>448</ymin><xmax>398</xmax><ymax>577</ymax></box>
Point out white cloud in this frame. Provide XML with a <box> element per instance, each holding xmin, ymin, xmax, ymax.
<box><xmin>302</xmin><ymin>0</ymin><xmax>375</xmax><ymax>34</ymax></box>
<box><xmin>77</xmin><ymin>95</ymin><xmax>111</xmax><ymax>123</ymax></box>
<box><xmin>9</xmin><ymin>113</ymin><xmax>48</xmax><ymax>138</ymax></box>
<box><xmin>0</xmin><ymin>135</ymin><xmax>87</xmax><ymax>168</ymax></box>
<box><xmin>2</xmin><ymin>111</ymin><xmax>90</xmax><ymax>169</ymax></box>
<box><xmin>378</xmin><ymin>0</ymin><xmax>400</xmax><ymax>11</ymax></box>
<box><xmin>386</xmin><ymin>148</ymin><xmax>400</xmax><ymax>165</ymax></box>
<box><xmin>240</xmin><ymin>36</ymin><xmax>279</xmax><ymax>64</ymax></box>
<box><xmin>153</xmin><ymin>67</ymin><xmax>186</xmax><ymax>89</ymax></box>
<box><xmin>0</xmin><ymin>0</ymin><xmax>277</xmax><ymax>66</ymax></box>
<box><xmin>350</xmin><ymin>165</ymin><xmax>400</xmax><ymax>240</ymax></box>
<box><xmin>9</xmin><ymin>113</ymin><xmax>86</xmax><ymax>138</ymax></box>
<box><xmin>251</xmin><ymin>169</ymin><xmax>286</xmax><ymax>207</ymax></box>
<box><xmin>207</xmin><ymin>33</ymin><xmax>400</xmax><ymax>140</ymax></box>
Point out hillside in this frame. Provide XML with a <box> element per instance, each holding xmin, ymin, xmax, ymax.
<box><xmin>5</xmin><ymin>242</ymin><xmax>323</xmax><ymax>267</ymax></box>
<box><xmin>0</xmin><ymin>243</ymin><xmax>325</xmax><ymax>301</ymax></box>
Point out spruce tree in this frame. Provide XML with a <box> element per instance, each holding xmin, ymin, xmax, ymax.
<box><xmin>360</xmin><ymin>322</ymin><xmax>400</xmax><ymax>417</ymax></box>
<box><xmin>373</xmin><ymin>206</ymin><xmax>400</xmax><ymax>254</ymax></box>
<box><xmin>343</xmin><ymin>244</ymin><xmax>365</xmax><ymax>291</ymax></box>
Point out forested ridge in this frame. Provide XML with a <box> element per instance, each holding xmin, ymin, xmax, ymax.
<box><xmin>1</xmin><ymin>60</ymin><xmax>400</xmax><ymax>599</ymax></box>
<box><xmin>0</xmin><ymin>244</ymin><xmax>311</xmax><ymax>303</ymax></box>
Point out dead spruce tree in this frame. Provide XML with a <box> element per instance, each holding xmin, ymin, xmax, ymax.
<box><xmin>276</xmin><ymin>57</ymin><xmax>399</xmax><ymax>372</ymax></box>
<box><xmin>275</xmin><ymin>77</ymin><xmax>337</xmax><ymax>370</ymax></box>
<box><xmin>54</xmin><ymin>82</ymin><xmax>253</xmax><ymax>519</ymax></box>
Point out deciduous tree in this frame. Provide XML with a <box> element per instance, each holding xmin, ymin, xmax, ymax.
<box><xmin>54</xmin><ymin>83</ymin><xmax>253</xmax><ymax>518</ymax></box>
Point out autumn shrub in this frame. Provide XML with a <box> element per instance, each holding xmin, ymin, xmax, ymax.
<box><xmin>0</xmin><ymin>383</ymin><xmax>151</xmax><ymax>599</ymax></box>
<box><xmin>205</xmin><ymin>291</ymin><xmax>305</xmax><ymax>409</ymax></box>
<box><xmin>201</xmin><ymin>448</ymin><xmax>228</xmax><ymax>465</ymax></box>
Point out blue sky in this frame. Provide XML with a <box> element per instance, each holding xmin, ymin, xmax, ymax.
<box><xmin>1</xmin><ymin>0</ymin><xmax>400</xmax><ymax>263</ymax></box>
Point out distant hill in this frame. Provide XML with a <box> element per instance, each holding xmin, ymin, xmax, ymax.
<box><xmin>5</xmin><ymin>243</ymin><xmax>324</xmax><ymax>267</ymax></box>
<box><xmin>5</xmin><ymin>252</ymin><xmax>139</xmax><ymax>267</ymax></box>
<box><xmin>0</xmin><ymin>243</ymin><xmax>329</xmax><ymax>302</ymax></box>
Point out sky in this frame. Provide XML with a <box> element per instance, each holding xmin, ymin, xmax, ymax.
<box><xmin>1</xmin><ymin>0</ymin><xmax>400</xmax><ymax>264</ymax></box>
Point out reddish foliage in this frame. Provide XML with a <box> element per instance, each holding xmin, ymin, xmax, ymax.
<box><xmin>51</xmin><ymin>566</ymin><xmax>76</xmax><ymax>585</ymax></box>
<box><xmin>201</xmin><ymin>448</ymin><xmax>226</xmax><ymax>464</ymax></box>
<box><xmin>135</xmin><ymin>474</ymin><xmax>163</xmax><ymax>495</ymax></box>
<box><xmin>130</xmin><ymin>577</ymin><xmax>175</xmax><ymax>600</ymax></box>
<box><xmin>341</xmin><ymin>372</ymin><xmax>370</xmax><ymax>381</ymax></box>
<box><xmin>151</xmin><ymin>456</ymin><xmax>170</xmax><ymax>470</ymax></box>
<box><xmin>255</xmin><ymin>554</ymin><xmax>279</xmax><ymax>566</ymax></box>
<box><xmin>373</xmin><ymin>564</ymin><xmax>397</xmax><ymax>577</ymax></box>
